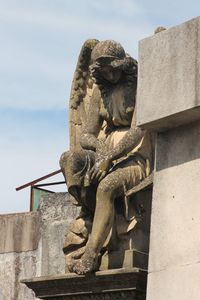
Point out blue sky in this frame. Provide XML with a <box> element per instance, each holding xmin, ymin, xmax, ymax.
<box><xmin>0</xmin><ymin>0</ymin><xmax>199</xmax><ymax>213</ymax></box>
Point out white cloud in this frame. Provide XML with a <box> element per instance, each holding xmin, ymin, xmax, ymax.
<box><xmin>88</xmin><ymin>0</ymin><xmax>144</xmax><ymax>17</ymax></box>
<box><xmin>0</xmin><ymin>0</ymin><xmax>145</xmax><ymax>31</ymax></box>
<box><xmin>0</xmin><ymin>0</ymin><xmax>155</xmax><ymax>111</ymax></box>
<box><xmin>4</xmin><ymin>0</ymin><xmax>198</xmax><ymax>214</ymax></box>
<box><xmin>0</xmin><ymin>5</ymin><xmax>79</xmax><ymax>32</ymax></box>
<box><xmin>0</xmin><ymin>0</ymin><xmax>153</xmax><ymax>213</ymax></box>
<box><xmin>0</xmin><ymin>0</ymin><xmax>152</xmax><ymax>40</ymax></box>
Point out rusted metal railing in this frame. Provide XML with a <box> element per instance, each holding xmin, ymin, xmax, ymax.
<box><xmin>16</xmin><ymin>169</ymin><xmax>66</xmax><ymax>211</ymax></box>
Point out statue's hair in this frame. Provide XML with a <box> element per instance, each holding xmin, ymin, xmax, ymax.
<box><xmin>91</xmin><ymin>40</ymin><xmax>126</xmax><ymax>62</ymax></box>
<box><xmin>90</xmin><ymin>54</ymin><xmax>137</xmax><ymax>100</ymax></box>
<box><xmin>70</xmin><ymin>39</ymin><xmax>137</xmax><ymax>110</ymax></box>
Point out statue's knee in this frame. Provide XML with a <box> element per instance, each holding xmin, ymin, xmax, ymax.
<box><xmin>60</xmin><ymin>150</ymin><xmax>83</xmax><ymax>170</ymax></box>
<box><xmin>97</xmin><ymin>179</ymin><xmax>113</xmax><ymax>198</ymax></box>
<box><xmin>59</xmin><ymin>151</ymin><xmax>71</xmax><ymax>169</ymax></box>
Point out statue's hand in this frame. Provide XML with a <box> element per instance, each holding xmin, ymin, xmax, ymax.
<box><xmin>97</xmin><ymin>157</ymin><xmax>112</xmax><ymax>172</ymax></box>
<box><xmin>90</xmin><ymin>156</ymin><xmax>112</xmax><ymax>183</ymax></box>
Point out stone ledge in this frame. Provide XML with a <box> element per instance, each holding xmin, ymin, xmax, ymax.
<box><xmin>22</xmin><ymin>268</ymin><xmax>147</xmax><ymax>299</ymax></box>
<box><xmin>0</xmin><ymin>211</ymin><xmax>40</xmax><ymax>253</ymax></box>
<box><xmin>137</xmin><ymin>16</ymin><xmax>200</xmax><ymax>131</ymax></box>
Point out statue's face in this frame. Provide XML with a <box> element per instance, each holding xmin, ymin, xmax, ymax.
<box><xmin>100</xmin><ymin>65</ymin><xmax>122</xmax><ymax>84</ymax></box>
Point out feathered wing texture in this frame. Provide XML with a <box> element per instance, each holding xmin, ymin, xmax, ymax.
<box><xmin>69</xmin><ymin>39</ymin><xmax>99</xmax><ymax>151</ymax></box>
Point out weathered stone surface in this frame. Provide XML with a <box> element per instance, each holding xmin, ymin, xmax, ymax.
<box><xmin>40</xmin><ymin>291</ymin><xmax>143</xmax><ymax>300</ymax></box>
<box><xmin>39</xmin><ymin>193</ymin><xmax>78</xmax><ymax>224</ymax></box>
<box><xmin>100</xmin><ymin>249</ymin><xmax>148</xmax><ymax>271</ymax></box>
<box><xmin>38</xmin><ymin>291</ymin><xmax>144</xmax><ymax>300</ymax></box>
<box><xmin>147</xmin><ymin>120</ymin><xmax>200</xmax><ymax>300</ymax></box>
<box><xmin>0</xmin><ymin>211</ymin><xmax>40</xmax><ymax>253</ymax></box>
<box><xmin>137</xmin><ymin>16</ymin><xmax>200</xmax><ymax>131</ymax></box>
<box><xmin>0</xmin><ymin>250</ymin><xmax>41</xmax><ymax>300</ymax></box>
<box><xmin>137</xmin><ymin>16</ymin><xmax>200</xmax><ymax>300</ymax></box>
<box><xmin>147</xmin><ymin>263</ymin><xmax>200</xmax><ymax>300</ymax></box>
<box><xmin>39</xmin><ymin>193</ymin><xmax>79</xmax><ymax>276</ymax></box>
<box><xmin>60</xmin><ymin>39</ymin><xmax>154</xmax><ymax>275</ymax></box>
<box><xmin>0</xmin><ymin>192</ymin><xmax>79</xmax><ymax>300</ymax></box>
<box><xmin>22</xmin><ymin>268</ymin><xmax>147</xmax><ymax>300</ymax></box>
<box><xmin>148</xmin><ymin>121</ymin><xmax>200</xmax><ymax>272</ymax></box>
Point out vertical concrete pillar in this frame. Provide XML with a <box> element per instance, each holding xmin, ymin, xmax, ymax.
<box><xmin>137</xmin><ymin>17</ymin><xmax>200</xmax><ymax>300</ymax></box>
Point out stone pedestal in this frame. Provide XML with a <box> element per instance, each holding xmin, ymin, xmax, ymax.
<box><xmin>147</xmin><ymin>121</ymin><xmax>200</xmax><ymax>300</ymax></box>
<box><xmin>137</xmin><ymin>16</ymin><xmax>200</xmax><ymax>300</ymax></box>
<box><xmin>22</xmin><ymin>268</ymin><xmax>147</xmax><ymax>300</ymax></box>
<box><xmin>137</xmin><ymin>17</ymin><xmax>200</xmax><ymax>131</ymax></box>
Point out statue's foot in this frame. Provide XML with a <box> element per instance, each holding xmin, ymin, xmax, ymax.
<box><xmin>73</xmin><ymin>248</ymin><xmax>98</xmax><ymax>275</ymax></box>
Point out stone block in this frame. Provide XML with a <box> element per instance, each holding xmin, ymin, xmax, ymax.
<box><xmin>148</xmin><ymin>121</ymin><xmax>200</xmax><ymax>273</ymax></box>
<box><xmin>39</xmin><ymin>193</ymin><xmax>80</xmax><ymax>276</ymax></box>
<box><xmin>22</xmin><ymin>268</ymin><xmax>147</xmax><ymax>300</ymax></box>
<box><xmin>100</xmin><ymin>249</ymin><xmax>148</xmax><ymax>271</ymax></box>
<box><xmin>147</xmin><ymin>263</ymin><xmax>200</xmax><ymax>300</ymax></box>
<box><xmin>0</xmin><ymin>212</ymin><xmax>40</xmax><ymax>253</ymax></box>
<box><xmin>0</xmin><ymin>192</ymin><xmax>80</xmax><ymax>300</ymax></box>
<box><xmin>137</xmin><ymin>16</ymin><xmax>200</xmax><ymax>131</ymax></box>
<box><xmin>147</xmin><ymin>120</ymin><xmax>200</xmax><ymax>299</ymax></box>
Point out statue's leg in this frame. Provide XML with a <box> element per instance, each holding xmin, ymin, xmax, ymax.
<box><xmin>73</xmin><ymin>163</ymin><xmax>145</xmax><ymax>274</ymax></box>
<box><xmin>59</xmin><ymin>149</ymin><xmax>95</xmax><ymax>208</ymax></box>
<box><xmin>88</xmin><ymin>178</ymin><xmax>119</xmax><ymax>254</ymax></box>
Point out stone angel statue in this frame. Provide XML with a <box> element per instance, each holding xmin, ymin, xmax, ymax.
<box><xmin>60</xmin><ymin>39</ymin><xmax>154</xmax><ymax>275</ymax></box>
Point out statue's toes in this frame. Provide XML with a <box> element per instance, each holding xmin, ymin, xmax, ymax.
<box><xmin>73</xmin><ymin>256</ymin><xmax>96</xmax><ymax>275</ymax></box>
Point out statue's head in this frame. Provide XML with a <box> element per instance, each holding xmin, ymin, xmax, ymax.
<box><xmin>90</xmin><ymin>40</ymin><xmax>137</xmax><ymax>84</ymax></box>
<box><xmin>91</xmin><ymin>40</ymin><xmax>126</xmax><ymax>62</ymax></box>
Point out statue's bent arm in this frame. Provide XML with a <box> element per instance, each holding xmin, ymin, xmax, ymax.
<box><xmin>80</xmin><ymin>87</ymin><xmax>103</xmax><ymax>151</ymax></box>
<box><xmin>108</xmin><ymin>110</ymin><xmax>145</xmax><ymax>162</ymax></box>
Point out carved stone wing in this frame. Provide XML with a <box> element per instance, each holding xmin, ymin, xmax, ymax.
<box><xmin>69</xmin><ymin>39</ymin><xmax>99</xmax><ymax>151</ymax></box>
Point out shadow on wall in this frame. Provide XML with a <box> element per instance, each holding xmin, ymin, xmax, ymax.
<box><xmin>156</xmin><ymin>119</ymin><xmax>200</xmax><ymax>171</ymax></box>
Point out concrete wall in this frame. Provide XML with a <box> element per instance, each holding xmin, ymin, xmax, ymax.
<box><xmin>137</xmin><ymin>17</ymin><xmax>200</xmax><ymax>131</ymax></box>
<box><xmin>0</xmin><ymin>193</ymin><xmax>79</xmax><ymax>300</ymax></box>
<box><xmin>137</xmin><ymin>16</ymin><xmax>200</xmax><ymax>300</ymax></box>
<box><xmin>146</xmin><ymin>120</ymin><xmax>200</xmax><ymax>300</ymax></box>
